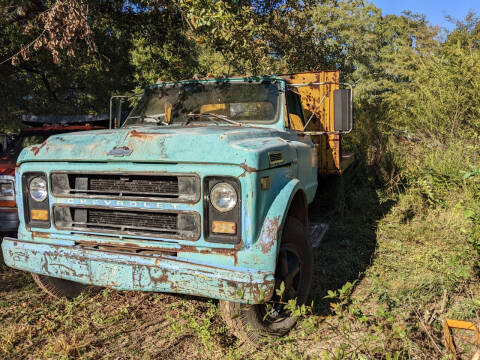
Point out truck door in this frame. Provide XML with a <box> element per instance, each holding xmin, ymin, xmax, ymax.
<box><xmin>285</xmin><ymin>90</ymin><xmax>318</xmax><ymax>203</ymax></box>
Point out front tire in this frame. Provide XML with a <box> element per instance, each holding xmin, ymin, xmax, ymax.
<box><xmin>219</xmin><ymin>216</ymin><xmax>313</xmax><ymax>343</ymax></box>
<box><xmin>31</xmin><ymin>273</ymin><xmax>86</xmax><ymax>299</ymax></box>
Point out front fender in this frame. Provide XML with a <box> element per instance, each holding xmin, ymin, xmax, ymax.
<box><xmin>248</xmin><ymin>179</ymin><xmax>305</xmax><ymax>272</ymax></box>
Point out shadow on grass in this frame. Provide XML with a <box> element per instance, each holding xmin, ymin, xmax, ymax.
<box><xmin>308</xmin><ymin>161</ymin><xmax>396</xmax><ymax>315</ymax></box>
<box><xmin>0</xmin><ymin>266</ymin><xmax>33</xmax><ymax>292</ymax></box>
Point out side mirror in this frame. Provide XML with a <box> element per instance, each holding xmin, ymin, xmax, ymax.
<box><xmin>334</xmin><ymin>89</ymin><xmax>353</xmax><ymax>132</ymax></box>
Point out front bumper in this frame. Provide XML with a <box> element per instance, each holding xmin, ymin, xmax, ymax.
<box><xmin>1</xmin><ymin>237</ymin><xmax>275</xmax><ymax>304</ymax></box>
<box><xmin>0</xmin><ymin>210</ymin><xmax>19</xmax><ymax>233</ymax></box>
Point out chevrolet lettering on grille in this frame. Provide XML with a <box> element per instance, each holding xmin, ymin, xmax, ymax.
<box><xmin>64</xmin><ymin>198</ymin><xmax>167</xmax><ymax>209</ymax></box>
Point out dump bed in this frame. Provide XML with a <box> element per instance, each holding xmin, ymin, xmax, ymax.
<box><xmin>281</xmin><ymin>71</ymin><xmax>354</xmax><ymax>175</ymax></box>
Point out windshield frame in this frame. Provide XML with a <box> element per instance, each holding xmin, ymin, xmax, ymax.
<box><xmin>122</xmin><ymin>77</ymin><xmax>286</xmax><ymax>128</ymax></box>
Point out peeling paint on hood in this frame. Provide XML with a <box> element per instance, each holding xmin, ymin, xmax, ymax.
<box><xmin>18</xmin><ymin>125</ymin><xmax>297</xmax><ymax>171</ymax></box>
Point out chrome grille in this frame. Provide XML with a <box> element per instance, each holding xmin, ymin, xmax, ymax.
<box><xmin>88</xmin><ymin>209</ymin><xmax>177</xmax><ymax>232</ymax></box>
<box><xmin>51</xmin><ymin>173</ymin><xmax>200</xmax><ymax>202</ymax></box>
<box><xmin>88</xmin><ymin>175</ymin><xmax>178</xmax><ymax>197</ymax></box>
<box><xmin>53</xmin><ymin>206</ymin><xmax>200</xmax><ymax>240</ymax></box>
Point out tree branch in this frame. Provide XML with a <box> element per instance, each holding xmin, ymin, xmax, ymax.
<box><xmin>1</xmin><ymin>0</ymin><xmax>47</xmax><ymax>24</ymax></box>
<box><xmin>18</xmin><ymin>63</ymin><xmax>65</xmax><ymax>104</ymax></box>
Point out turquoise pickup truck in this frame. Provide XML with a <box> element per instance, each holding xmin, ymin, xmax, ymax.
<box><xmin>2</xmin><ymin>72</ymin><xmax>352</xmax><ymax>342</ymax></box>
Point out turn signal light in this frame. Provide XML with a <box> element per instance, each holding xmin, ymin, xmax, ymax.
<box><xmin>31</xmin><ymin>209</ymin><xmax>49</xmax><ymax>221</ymax></box>
<box><xmin>212</xmin><ymin>221</ymin><xmax>236</xmax><ymax>234</ymax></box>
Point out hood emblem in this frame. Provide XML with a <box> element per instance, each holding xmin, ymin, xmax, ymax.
<box><xmin>108</xmin><ymin>146</ymin><xmax>133</xmax><ymax>157</ymax></box>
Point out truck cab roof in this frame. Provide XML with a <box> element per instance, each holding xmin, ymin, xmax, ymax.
<box><xmin>154</xmin><ymin>75</ymin><xmax>284</xmax><ymax>86</ymax></box>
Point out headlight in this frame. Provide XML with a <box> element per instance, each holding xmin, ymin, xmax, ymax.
<box><xmin>29</xmin><ymin>177</ymin><xmax>48</xmax><ymax>202</ymax></box>
<box><xmin>0</xmin><ymin>179</ymin><xmax>14</xmax><ymax>201</ymax></box>
<box><xmin>210</xmin><ymin>182</ymin><xmax>238</xmax><ymax>212</ymax></box>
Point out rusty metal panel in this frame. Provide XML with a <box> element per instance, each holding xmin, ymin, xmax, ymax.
<box><xmin>2</xmin><ymin>237</ymin><xmax>275</xmax><ymax>304</ymax></box>
<box><xmin>280</xmin><ymin>71</ymin><xmax>342</xmax><ymax>175</ymax></box>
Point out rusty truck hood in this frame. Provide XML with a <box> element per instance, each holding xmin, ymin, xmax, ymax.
<box><xmin>17</xmin><ymin>125</ymin><xmax>296</xmax><ymax>170</ymax></box>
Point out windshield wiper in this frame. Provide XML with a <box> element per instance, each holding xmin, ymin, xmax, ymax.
<box><xmin>126</xmin><ymin>115</ymin><xmax>168</xmax><ymax>126</ymax></box>
<box><xmin>142</xmin><ymin>115</ymin><xmax>169</xmax><ymax>126</ymax></box>
<box><xmin>185</xmin><ymin>113</ymin><xmax>242</xmax><ymax>126</ymax></box>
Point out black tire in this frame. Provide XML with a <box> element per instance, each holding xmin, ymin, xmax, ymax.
<box><xmin>219</xmin><ymin>216</ymin><xmax>313</xmax><ymax>343</ymax></box>
<box><xmin>31</xmin><ymin>273</ymin><xmax>86</xmax><ymax>299</ymax></box>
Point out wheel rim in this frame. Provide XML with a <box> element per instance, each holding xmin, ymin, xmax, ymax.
<box><xmin>277</xmin><ymin>247</ymin><xmax>302</xmax><ymax>300</ymax></box>
<box><xmin>259</xmin><ymin>244</ymin><xmax>303</xmax><ymax>323</ymax></box>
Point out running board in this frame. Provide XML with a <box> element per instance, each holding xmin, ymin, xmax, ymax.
<box><xmin>309</xmin><ymin>223</ymin><xmax>328</xmax><ymax>248</ymax></box>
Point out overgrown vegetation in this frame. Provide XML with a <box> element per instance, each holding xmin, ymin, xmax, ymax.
<box><xmin>1</xmin><ymin>1</ymin><xmax>479</xmax><ymax>359</ymax></box>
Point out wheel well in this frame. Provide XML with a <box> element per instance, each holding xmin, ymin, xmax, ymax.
<box><xmin>286</xmin><ymin>190</ymin><xmax>308</xmax><ymax>226</ymax></box>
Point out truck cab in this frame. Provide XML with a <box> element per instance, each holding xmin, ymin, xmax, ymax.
<box><xmin>2</xmin><ymin>72</ymin><xmax>352</xmax><ymax>341</ymax></box>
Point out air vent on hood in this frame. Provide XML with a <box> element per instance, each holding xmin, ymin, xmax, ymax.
<box><xmin>268</xmin><ymin>151</ymin><xmax>284</xmax><ymax>165</ymax></box>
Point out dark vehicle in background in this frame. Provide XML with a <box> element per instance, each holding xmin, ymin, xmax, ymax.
<box><xmin>0</xmin><ymin>133</ymin><xmax>12</xmax><ymax>154</ymax></box>
<box><xmin>0</xmin><ymin>115</ymin><xmax>107</xmax><ymax>234</ymax></box>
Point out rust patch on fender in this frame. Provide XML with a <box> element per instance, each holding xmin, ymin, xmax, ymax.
<box><xmin>239</xmin><ymin>162</ymin><xmax>257</xmax><ymax>178</ymax></box>
<box><xmin>238</xmin><ymin>274</ymin><xmax>276</xmax><ymax>303</ymax></box>
<box><xmin>260</xmin><ymin>216</ymin><xmax>280</xmax><ymax>254</ymax></box>
<box><xmin>240</xmin><ymin>162</ymin><xmax>257</xmax><ymax>173</ymax></box>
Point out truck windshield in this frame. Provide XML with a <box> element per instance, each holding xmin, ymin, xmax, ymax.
<box><xmin>123</xmin><ymin>80</ymin><xmax>281</xmax><ymax>126</ymax></box>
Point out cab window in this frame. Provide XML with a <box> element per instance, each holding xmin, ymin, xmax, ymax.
<box><xmin>286</xmin><ymin>90</ymin><xmax>305</xmax><ymax>130</ymax></box>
